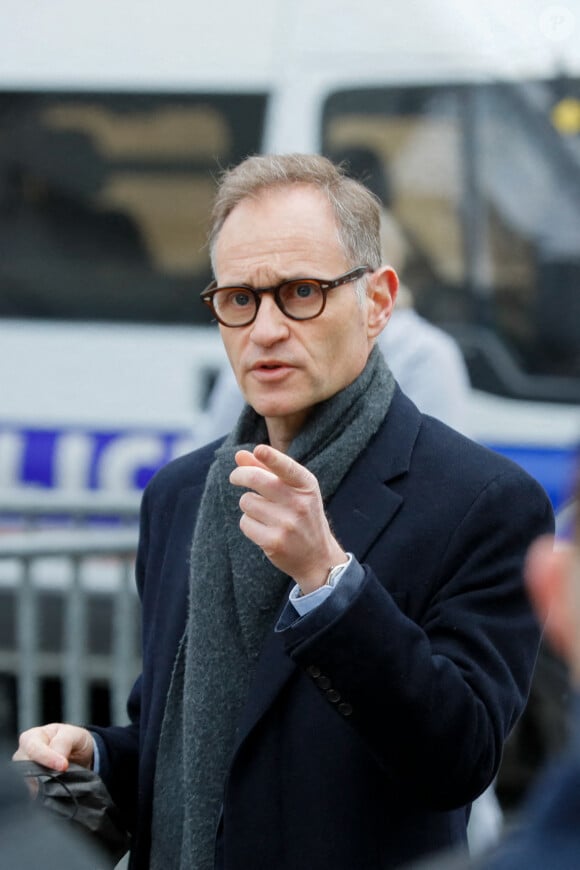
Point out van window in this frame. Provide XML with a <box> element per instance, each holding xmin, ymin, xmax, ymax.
<box><xmin>322</xmin><ymin>79</ymin><xmax>580</xmax><ymax>402</ymax></box>
<box><xmin>0</xmin><ymin>91</ymin><xmax>268</xmax><ymax>325</ymax></box>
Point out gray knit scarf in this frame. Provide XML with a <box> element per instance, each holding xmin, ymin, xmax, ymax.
<box><xmin>150</xmin><ymin>346</ymin><xmax>395</xmax><ymax>870</ymax></box>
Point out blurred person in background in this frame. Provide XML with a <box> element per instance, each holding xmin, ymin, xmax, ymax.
<box><xmin>479</xmin><ymin>481</ymin><xmax>580</xmax><ymax>868</ymax></box>
<box><xmin>376</xmin><ymin>210</ymin><xmax>471</xmax><ymax>434</ymax></box>
<box><xmin>412</xmin><ymin>473</ymin><xmax>580</xmax><ymax>870</ymax></box>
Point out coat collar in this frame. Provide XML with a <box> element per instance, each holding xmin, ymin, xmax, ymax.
<box><xmin>327</xmin><ymin>387</ymin><xmax>421</xmax><ymax>560</ymax></box>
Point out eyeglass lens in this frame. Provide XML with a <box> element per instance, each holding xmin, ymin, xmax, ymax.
<box><xmin>213</xmin><ymin>279</ymin><xmax>324</xmax><ymax>325</ymax></box>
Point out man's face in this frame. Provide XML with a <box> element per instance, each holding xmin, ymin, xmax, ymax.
<box><xmin>213</xmin><ymin>184</ymin><xmax>393</xmax><ymax>445</ymax></box>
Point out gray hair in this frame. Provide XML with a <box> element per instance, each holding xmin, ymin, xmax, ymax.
<box><xmin>208</xmin><ymin>153</ymin><xmax>382</xmax><ymax>301</ymax></box>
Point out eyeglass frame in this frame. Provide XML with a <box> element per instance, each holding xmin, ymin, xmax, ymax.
<box><xmin>200</xmin><ymin>265</ymin><xmax>372</xmax><ymax>327</ymax></box>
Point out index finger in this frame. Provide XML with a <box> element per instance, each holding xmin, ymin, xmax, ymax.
<box><xmin>252</xmin><ymin>444</ymin><xmax>310</xmax><ymax>489</ymax></box>
<box><xmin>234</xmin><ymin>449</ymin><xmax>270</xmax><ymax>471</ymax></box>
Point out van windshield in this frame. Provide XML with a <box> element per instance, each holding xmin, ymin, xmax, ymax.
<box><xmin>322</xmin><ymin>78</ymin><xmax>580</xmax><ymax>403</ymax></box>
<box><xmin>0</xmin><ymin>91</ymin><xmax>267</xmax><ymax>326</ymax></box>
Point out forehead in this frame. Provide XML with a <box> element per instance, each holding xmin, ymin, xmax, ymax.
<box><xmin>214</xmin><ymin>184</ymin><xmax>347</xmax><ymax>281</ymax></box>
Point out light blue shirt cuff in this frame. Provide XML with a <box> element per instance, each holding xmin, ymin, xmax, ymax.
<box><xmin>289</xmin><ymin>554</ymin><xmax>353</xmax><ymax>617</ymax></box>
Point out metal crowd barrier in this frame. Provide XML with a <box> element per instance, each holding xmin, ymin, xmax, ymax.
<box><xmin>0</xmin><ymin>490</ymin><xmax>142</xmax><ymax>735</ymax></box>
<box><xmin>0</xmin><ymin>489</ymin><xmax>141</xmax><ymax>524</ymax></box>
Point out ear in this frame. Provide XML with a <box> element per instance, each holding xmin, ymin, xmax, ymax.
<box><xmin>525</xmin><ymin>536</ymin><xmax>576</xmax><ymax>666</ymax></box>
<box><xmin>366</xmin><ymin>266</ymin><xmax>398</xmax><ymax>340</ymax></box>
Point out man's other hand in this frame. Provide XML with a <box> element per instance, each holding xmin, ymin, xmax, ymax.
<box><xmin>13</xmin><ymin>723</ymin><xmax>94</xmax><ymax>772</ymax></box>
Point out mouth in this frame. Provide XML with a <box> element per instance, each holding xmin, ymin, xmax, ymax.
<box><xmin>249</xmin><ymin>361</ymin><xmax>294</xmax><ymax>380</ymax></box>
<box><xmin>251</xmin><ymin>360</ymin><xmax>290</xmax><ymax>371</ymax></box>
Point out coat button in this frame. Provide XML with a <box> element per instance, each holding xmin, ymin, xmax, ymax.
<box><xmin>316</xmin><ymin>675</ymin><xmax>331</xmax><ymax>690</ymax></box>
<box><xmin>326</xmin><ymin>689</ymin><xmax>341</xmax><ymax>703</ymax></box>
<box><xmin>307</xmin><ymin>665</ymin><xmax>321</xmax><ymax>679</ymax></box>
<box><xmin>338</xmin><ymin>702</ymin><xmax>353</xmax><ymax>717</ymax></box>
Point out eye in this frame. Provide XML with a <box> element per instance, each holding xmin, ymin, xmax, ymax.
<box><xmin>226</xmin><ymin>290</ymin><xmax>252</xmax><ymax>308</ymax></box>
<box><xmin>283</xmin><ymin>281</ymin><xmax>320</xmax><ymax>302</ymax></box>
<box><xmin>293</xmin><ymin>282</ymin><xmax>315</xmax><ymax>299</ymax></box>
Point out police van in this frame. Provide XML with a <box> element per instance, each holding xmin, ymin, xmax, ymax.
<box><xmin>1</xmin><ymin>0</ymin><xmax>580</xmax><ymax>510</ymax></box>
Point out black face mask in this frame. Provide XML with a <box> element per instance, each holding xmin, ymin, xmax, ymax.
<box><xmin>13</xmin><ymin>760</ymin><xmax>130</xmax><ymax>868</ymax></box>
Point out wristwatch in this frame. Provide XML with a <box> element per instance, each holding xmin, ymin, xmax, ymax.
<box><xmin>325</xmin><ymin>558</ymin><xmax>350</xmax><ymax>586</ymax></box>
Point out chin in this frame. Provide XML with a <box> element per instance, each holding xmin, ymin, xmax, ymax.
<box><xmin>250</xmin><ymin>395</ymin><xmax>307</xmax><ymax>419</ymax></box>
<box><xmin>252</xmin><ymin>403</ymin><xmax>294</xmax><ymax>418</ymax></box>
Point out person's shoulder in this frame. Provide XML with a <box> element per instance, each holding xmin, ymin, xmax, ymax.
<box><xmin>388</xmin><ymin>390</ymin><xmax>550</xmax><ymax>504</ymax></box>
<box><xmin>144</xmin><ymin>437</ymin><xmax>225</xmax><ymax>502</ymax></box>
<box><xmin>418</xmin><ymin>408</ymin><xmax>521</xmax><ymax>471</ymax></box>
<box><xmin>389</xmin><ymin>406</ymin><xmax>554</xmax><ymax>538</ymax></box>
<box><xmin>381</xmin><ymin>310</ymin><xmax>470</xmax><ymax>414</ymax></box>
<box><xmin>417</xmin><ymin>411</ymin><xmax>552</xmax><ymax>508</ymax></box>
<box><xmin>386</xmin><ymin>308</ymin><xmax>464</xmax><ymax>357</ymax></box>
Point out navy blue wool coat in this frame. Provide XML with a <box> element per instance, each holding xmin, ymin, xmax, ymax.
<box><xmin>93</xmin><ymin>388</ymin><xmax>554</xmax><ymax>870</ymax></box>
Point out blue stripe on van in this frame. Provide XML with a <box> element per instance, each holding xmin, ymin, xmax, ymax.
<box><xmin>1</xmin><ymin>426</ymin><xmax>194</xmax><ymax>493</ymax></box>
<box><xmin>3</xmin><ymin>426</ymin><xmax>578</xmax><ymax>514</ymax></box>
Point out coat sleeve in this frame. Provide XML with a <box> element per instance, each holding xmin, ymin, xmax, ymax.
<box><xmin>88</xmin><ymin>481</ymin><xmax>154</xmax><ymax>832</ymax></box>
<box><xmin>88</xmin><ymin>444</ymin><xmax>218</xmax><ymax>843</ymax></box>
<box><xmin>280</xmin><ymin>468</ymin><xmax>554</xmax><ymax>810</ymax></box>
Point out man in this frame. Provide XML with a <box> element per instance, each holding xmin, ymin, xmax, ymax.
<box><xmin>15</xmin><ymin>154</ymin><xmax>553</xmax><ymax>870</ymax></box>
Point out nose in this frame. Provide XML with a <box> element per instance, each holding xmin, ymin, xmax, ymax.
<box><xmin>249</xmin><ymin>292</ymin><xmax>290</xmax><ymax>346</ymax></box>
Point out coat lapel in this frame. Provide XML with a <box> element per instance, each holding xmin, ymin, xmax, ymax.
<box><xmin>231</xmin><ymin>389</ymin><xmax>422</xmax><ymax>753</ymax></box>
<box><xmin>328</xmin><ymin>388</ymin><xmax>421</xmax><ymax>559</ymax></box>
